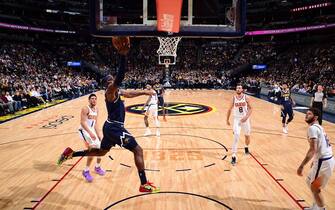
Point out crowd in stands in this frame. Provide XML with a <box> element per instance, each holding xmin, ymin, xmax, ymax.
<box><xmin>1</xmin><ymin>38</ymin><xmax>335</xmax><ymax>116</ymax></box>
<box><xmin>0</xmin><ymin>43</ymin><xmax>98</xmax><ymax>116</ymax></box>
<box><xmin>258</xmin><ymin>43</ymin><xmax>335</xmax><ymax>97</ymax></box>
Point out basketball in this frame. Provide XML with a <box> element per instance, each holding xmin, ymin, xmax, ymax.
<box><xmin>112</xmin><ymin>36</ymin><xmax>130</xmax><ymax>55</ymax></box>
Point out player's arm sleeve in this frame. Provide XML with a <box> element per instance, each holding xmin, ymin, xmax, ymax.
<box><xmin>307</xmin><ymin>126</ymin><xmax>318</xmax><ymax>140</ymax></box>
<box><xmin>120</xmin><ymin>89</ymin><xmax>152</xmax><ymax>98</ymax></box>
<box><xmin>114</xmin><ymin>56</ymin><xmax>126</xmax><ymax>87</ymax></box>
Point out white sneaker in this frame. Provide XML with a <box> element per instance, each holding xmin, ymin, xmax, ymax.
<box><xmin>304</xmin><ymin>203</ymin><xmax>323</xmax><ymax>210</ymax></box>
<box><xmin>144</xmin><ymin>128</ymin><xmax>152</xmax><ymax>136</ymax></box>
<box><xmin>282</xmin><ymin>127</ymin><xmax>288</xmax><ymax>134</ymax></box>
<box><xmin>156</xmin><ymin>130</ymin><xmax>160</xmax><ymax>137</ymax></box>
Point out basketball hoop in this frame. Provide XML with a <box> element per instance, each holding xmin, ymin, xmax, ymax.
<box><xmin>157</xmin><ymin>36</ymin><xmax>182</xmax><ymax>67</ymax></box>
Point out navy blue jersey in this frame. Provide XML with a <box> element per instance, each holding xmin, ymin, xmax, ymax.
<box><xmin>155</xmin><ymin>85</ymin><xmax>164</xmax><ymax>97</ymax></box>
<box><xmin>105</xmin><ymin>90</ymin><xmax>125</xmax><ymax>123</ymax></box>
<box><xmin>280</xmin><ymin>90</ymin><xmax>292</xmax><ymax>106</ymax></box>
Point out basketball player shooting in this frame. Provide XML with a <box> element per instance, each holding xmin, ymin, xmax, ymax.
<box><xmin>226</xmin><ymin>84</ymin><xmax>253</xmax><ymax>166</ymax></box>
<box><xmin>57</xmin><ymin>37</ymin><xmax>160</xmax><ymax>193</ymax></box>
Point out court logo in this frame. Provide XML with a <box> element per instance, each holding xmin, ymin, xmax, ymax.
<box><xmin>126</xmin><ymin>102</ymin><xmax>212</xmax><ymax>116</ymax></box>
<box><xmin>41</xmin><ymin>115</ymin><xmax>74</xmax><ymax>129</ymax></box>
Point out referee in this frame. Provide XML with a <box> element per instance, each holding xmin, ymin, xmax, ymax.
<box><xmin>310</xmin><ymin>85</ymin><xmax>327</xmax><ymax>125</ymax></box>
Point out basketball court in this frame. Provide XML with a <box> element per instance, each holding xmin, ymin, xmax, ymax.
<box><xmin>1</xmin><ymin>0</ymin><xmax>335</xmax><ymax>209</ymax></box>
<box><xmin>0</xmin><ymin>90</ymin><xmax>334</xmax><ymax>209</ymax></box>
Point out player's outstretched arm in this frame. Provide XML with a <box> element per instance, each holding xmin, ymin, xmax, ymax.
<box><xmin>121</xmin><ymin>89</ymin><xmax>155</xmax><ymax>98</ymax></box>
<box><xmin>106</xmin><ymin>37</ymin><xmax>130</xmax><ymax>102</ymax></box>
<box><xmin>105</xmin><ymin>56</ymin><xmax>127</xmax><ymax>102</ymax></box>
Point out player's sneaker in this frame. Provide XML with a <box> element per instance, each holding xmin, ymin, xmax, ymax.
<box><xmin>95</xmin><ymin>166</ymin><xmax>106</xmax><ymax>176</ymax></box>
<box><xmin>57</xmin><ymin>147</ymin><xmax>74</xmax><ymax>166</ymax></box>
<box><xmin>82</xmin><ymin>170</ymin><xmax>93</xmax><ymax>182</ymax></box>
<box><xmin>282</xmin><ymin>126</ymin><xmax>288</xmax><ymax>134</ymax></box>
<box><xmin>144</xmin><ymin>128</ymin><xmax>152</xmax><ymax>136</ymax></box>
<box><xmin>231</xmin><ymin>156</ymin><xmax>237</xmax><ymax>166</ymax></box>
<box><xmin>244</xmin><ymin>147</ymin><xmax>249</xmax><ymax>154</ymax></box>
<box><xmin>156</xmin><ymin>129</ymin><xmax>160</xmax><ymax>137</ymax></box>
<box><xmin>139</xmin><ymin>181</ymin><xmax>160</xmax><ymax>193</ymax></box>
<box><xmin>304</xmin><ymin>203</ymin><xmax>324</xmax><ymax>210</ymax></box>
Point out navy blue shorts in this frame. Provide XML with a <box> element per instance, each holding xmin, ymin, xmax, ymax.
<box><xmin>281</xmin><ymin>104</ymin><xmax>293</xmax><ymax>117</ymax></box>
<box><xmin>101</xmin><ymin>121</ymin><xmax>138</xmax><ymax>151</ymax></box>
<box><xmin>158</xmin><ymin>97</ymin><xmax>164</xmax><ymax>107</ymax></box>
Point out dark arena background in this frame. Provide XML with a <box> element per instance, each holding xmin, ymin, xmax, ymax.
<box><xmin>0</xmin><ymin>0</ymin><xmax>335</xmax><ymax>209</ymax></box>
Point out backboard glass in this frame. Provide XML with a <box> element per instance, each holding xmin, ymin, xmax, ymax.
<box><xmin>90</xmin><ymin>0</ymin><xmax>246</xmax><ymax>38</ymax></box>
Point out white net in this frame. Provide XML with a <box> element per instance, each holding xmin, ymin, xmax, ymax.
<box><xmin>157</xmin><ymin>37</ymin><xmax>182</xmax><ymax>57</ymax></box>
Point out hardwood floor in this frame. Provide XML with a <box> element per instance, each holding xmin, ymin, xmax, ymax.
<box><xmin>0</xmin><ymin>90</ymin><xmax>334</xmax><ymax>210</ymax></box>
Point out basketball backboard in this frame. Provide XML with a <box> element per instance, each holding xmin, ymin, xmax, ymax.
<box><xmin>89</xmin><ymin>0</ymin><xmax>246</xmax><ymax>38</ymax></box>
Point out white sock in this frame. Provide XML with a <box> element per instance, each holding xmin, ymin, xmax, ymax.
<box><xmin>84</xmin><ymin>166</ymin><xmax>90</xmax><ymax>172</ymax></box>
<box><xmin>155</xmin><ymin>118</ymin><xmax>160</xmax><ymax>127</ymax></box>
<box><xmin>95</xmin><ymin>163</ymin><xmax>100</xmax><ymax>168</ymax></box>
<box><xmin>232</xmin><ymin>133</ymin><xmax>239</xmax><ymax>154</ymax></box>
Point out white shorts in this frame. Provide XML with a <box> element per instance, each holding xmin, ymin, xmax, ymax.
<box><xmin>233</xmin><ymin>118</ymin><xmax>251</xmax><ymax>136</ymax></box>
<box><xmin>78</xmin><ymin>128</ymin><xmax>101</xmax><ymax>149</ymax></box>
<box><xmin>145</xmin><ymin>104</ymin><xmax>158</xmax><ymax>117</ymax></box>
<box><xmin>307</xmin><ymin>156</ymin><xmax>334</xmax><ymax>188</ymax></box>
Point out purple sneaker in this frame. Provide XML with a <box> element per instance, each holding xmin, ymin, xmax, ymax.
<box><xmin>82</xmin><ymin>170</ymin><xmax>93</xmax><ymax>182</ymax></box>
<box><xmin>95</xmin><ymin>166</ymin><xmax>106</xmax><ymax>176</ymax></box>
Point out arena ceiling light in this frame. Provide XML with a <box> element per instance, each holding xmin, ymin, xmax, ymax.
<box><xmin>64</xmin><ymin>11</ymin><xmax>81</xmax><ymax>15</ymax></box>
<box><xmin>46</xmin><ymin>9</ymin><xmax>59</xmax><ymax>13</ymax></box>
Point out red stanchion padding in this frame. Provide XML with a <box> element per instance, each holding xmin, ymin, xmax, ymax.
<box><xmin>156</xmin><ymin>0</ymin><xmax>183</xmax><ymax>33</ymax></box>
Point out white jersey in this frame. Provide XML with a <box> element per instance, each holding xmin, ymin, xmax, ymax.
<box><xmin>148</xmin><ymin>92</ymin><xmax>158</xmax><ymax>106</ymax></box>
<box><xmin>308</xmin><ymin>124</ymin><xmax>333</xmax><ymax>160</ymax></box>
<box><xmin>81</xmin><ymin>105</ymin><xmax>98</xmax><ymax>129</ymax></box>
<box><xmin>233</xmin><ymin>94</ymin><xmax>248</xmax><ymax>118</ymax></box>
<box><xmin>78</xmin><ymin>105</ymin><xmax>100</xmax><ymax>148</ymax></box>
